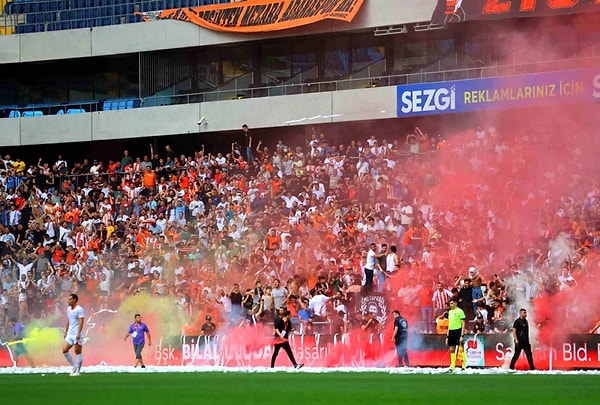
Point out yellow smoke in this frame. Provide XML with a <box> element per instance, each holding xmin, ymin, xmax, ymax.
<box><xmin>105</xmin><ymin>293</ymin><xmax>183</xmax><ymax>340</ymax></box>
<box><xmin>26</xmin><ymin>327</ymin><xmax>63</xmax><ymax>353</ymax></box>
<box><xmin>20</xmin><ymin>317</ymin><xmax>65</xmax><ymax>365</ymax></box>
<box><xmin>11</xmin><ymin>294</ymin><xmax>184</xmax><ymax>366</ymax></box>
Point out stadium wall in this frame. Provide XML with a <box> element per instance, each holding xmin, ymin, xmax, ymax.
<box><xmin>0</xmin><ymin>86</ymin><xmax>397</xmax><ymax>145</ymax></box>
<box><xmin>0</xmin><ymin>0</ymin><xmax>437</xmax><ymax>64</ymax></box>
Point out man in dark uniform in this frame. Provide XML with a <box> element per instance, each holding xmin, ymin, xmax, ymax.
<box><xmin>509</xmin><ymin>308</ymin><xmax>535</xmax><ymax>370</ymax></box>
<box><xmin>391</xmin><ymin>310</ymin><xmax>409</xmax><ymax>367</ymax></box>
<box><xmin>271</xmin><ymin>310</ymin><xmax>303</xmax><ymax>369</ymax></box>
<box><xmin>200</xmin><ymin>315</ymin><xmax>217</xmax><ymax>337</ymax></box>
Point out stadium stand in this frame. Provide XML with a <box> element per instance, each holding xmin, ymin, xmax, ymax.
<box><xmin>2</xmin><ymin>0</ymin><xmax>233</xmax><ymax>33</ymax></box>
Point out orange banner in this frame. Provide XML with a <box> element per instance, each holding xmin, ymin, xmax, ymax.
<box><xmin>143</xmin><ymin>0</ymin><xmax>365</xmax><ymax>33</ymax></box>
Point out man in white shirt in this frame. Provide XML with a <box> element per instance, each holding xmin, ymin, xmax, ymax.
<box><xmin>364</xmin><ymin>243</ymin><xmax>384</xmax><ymax>294</ymax></box>
<box><xmin>7</xmin><ymin>205</ymin><xmax>20</xmax><ymax>226</ymax></box>
<box><xmin>189</xmin><ymin>196</ymin><xmax>205</xmax><ymax>217</ymax></box>
<box><xmin>63</xmin><ymin>293</ymin><xmax>84</xmax><ymax>376</ymax></box>
<box><xmin>308</xmin><ymin>290</ymin><xmax>331</xmax><ymax>321</ymax></box>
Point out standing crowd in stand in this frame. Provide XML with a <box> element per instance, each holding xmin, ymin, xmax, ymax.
<box><xmin>0</xmin><ymin>123</ymin><xmax>597</xmax><ymax>366</ymax></box>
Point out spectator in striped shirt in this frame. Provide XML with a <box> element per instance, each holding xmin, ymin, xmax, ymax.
<box><xmin>432</xmin><ymin>282</ymin><xmax>453</xmax><ymax>319</ymax></box>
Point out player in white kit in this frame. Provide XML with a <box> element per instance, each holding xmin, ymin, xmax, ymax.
<box><xmin>63</xmin><ymin>293</ymin><xmax>84</xmax><ymax>376</ymax></box>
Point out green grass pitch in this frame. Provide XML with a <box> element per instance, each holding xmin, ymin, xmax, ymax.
<box><xmin>2</xmin><ymin>372</ymin><xmax>599</xmax><ymax>404</ymax></box>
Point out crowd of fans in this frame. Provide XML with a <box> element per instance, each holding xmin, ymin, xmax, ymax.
<box><xmin>0</xmin><ymin>122</ymin><xmax>596</xmax><ymax>342</ymax></box>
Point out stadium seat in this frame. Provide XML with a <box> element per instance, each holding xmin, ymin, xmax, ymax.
<box><xmin>47</xmin><ymin>21</ymin><xmax>57</xmax><ymax>30</ymax></box>
<box><xmin>60</xmin><ymin>21</ymin><xmax>71</xmax><ymax>30</ymax></box>
<box><xmin>24</xmin><ymin>24</ymin><xmax>34</xmax><ymax>33</ymax></box>
<box><xmin>117</xmin><ymin>100</ymin><xmax>126</xmax><ymax>109</ymax></box>
<box><xmin>67</xmin><ymin>108</ymin><xmax>86</xmax><ymax>114</ymax></box>
<box><xmin>22</xmin><ymin>111</ymin><xmax>44</xmax><ymax>117</ymax></box>
<box><xmin>57</xmin><ymin>0</ymin><xmax>68</xmax><ymax>10</ymax></box>
<box><xmin>26</xmin><ymin>14</ymin><xmax>35</xmax><ymax>24</ymax></box>
<box><xmin>56</xmin><ymin>109</ymin><xmax>65</xmax><ymax>115</ymax></box>
<box><xmin>102</xmin><ymin>101</ymin><xmax>111</xmax><ymax>111</ymax></box>
<box><xmin>8</xmin><ymin>110</ymin><xmax>21</xmax><ymax>118</ymax></box>
<box><xmin>47</xmin><ymin>12</ymin><xmax>57</xmax><ymax>21</ymax></box>
<box><xmin>36</xmin><ymin>23</ymin><xmax>45</xmax><ymax>32</ymax></box>
<box><xmin>125</xmin><ymin>14</ymin><xmax>140</xmax><ymax>23</ymax></box>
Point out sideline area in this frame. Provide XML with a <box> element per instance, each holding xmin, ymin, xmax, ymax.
<box><xmin>0</xmin><ymin>364</ymin><xmax>597</xmax><ymax>375</ymax></box>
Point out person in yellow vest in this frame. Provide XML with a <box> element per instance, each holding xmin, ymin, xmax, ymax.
<box><xmin>446</xmin><ymin>298</ymin><xmax>466</xmax><ymax>372</ymax></box>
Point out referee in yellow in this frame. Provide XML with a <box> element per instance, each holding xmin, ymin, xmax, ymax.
<box><xmin>446</xmin><ymin>298</ymin><xmax>466</xmax><ymax>372</ymax></box>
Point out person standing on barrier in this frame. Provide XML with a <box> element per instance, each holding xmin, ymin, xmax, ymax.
<box><xmin>271</xmin><ymin>310</ymin><xmax>303</xmax><ymax>369</ymax></box>
<box><xmin>391</xmin><ymin>310</ymin><xmax>409</xmax><ymax>367</ymax></box>
<box><xmin>242</xmin><ymin>124</ymin><xmax>253</xmax><ymax>163</ymax></box>
<box><xmin>124</xmin><ymin>313</ymin><xmax>152</xmax><ymax>369</ymax></box>
<box><xmin>364</xmin><ymin>243</ymin><xmax>384</xmax><ymax>294</ymax></box>
<box><xmin>509</xmin><ymin>308</ymin><xmax>535</xmax><ymax>371</ymax></box>
<box><xmin>446</xmin><ymin>298</ymin><xmax>466</xmax><ymax>372</ymax></box>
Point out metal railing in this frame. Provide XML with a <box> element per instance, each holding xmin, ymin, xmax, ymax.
<box><xmin>141</xmin><ymin>54</ymin><xmax>600</xmax><ymax>105</ymax></box>
<box><xmin>3</xmin><ymin>54</ymin><xmax>600</xmax><ymax>118</ymax></box>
